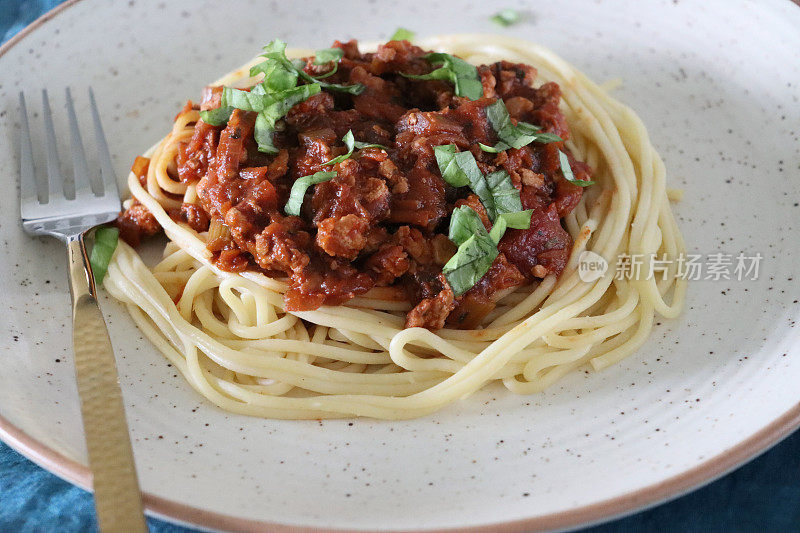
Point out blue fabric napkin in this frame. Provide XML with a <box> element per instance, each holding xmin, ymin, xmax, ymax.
<box><xmin>1</xmin><ymin>2</ymin><xmax>799</xmax><ymax>532</ymax></box>
<box><xmin>3</xmin><ymin>435</ymin><xmax>800</xmax><ymax>532</ymax></box>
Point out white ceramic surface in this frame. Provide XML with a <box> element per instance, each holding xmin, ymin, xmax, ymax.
<box><xmin>1</xmin><ymin>0</ymin><xmax>799</xmax><ymax>531</ymax></box>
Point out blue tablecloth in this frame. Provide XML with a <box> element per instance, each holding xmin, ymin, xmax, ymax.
<box><xmin>2</xmin><ymin>2</ymin><xmax>799</xmax><ymax>531</ymax></box>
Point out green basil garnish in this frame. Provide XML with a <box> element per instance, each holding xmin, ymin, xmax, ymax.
<box><xmin>482</xmin><ymin>99</ymin><xmax>563</xmax><ymax>151</ymax></box>
<box><xmin>284</xmin><ymin>171</ymin><xmax>337</xmax><ymax>216</ymax></box>
<box><xmin>445</xmin><ymin>203</ymin><xmax>534</xmax><ymax>295</ymax></box>
<box><xmin>434</xmin><ymin>144</ymin><xmax>482</xmax><ymax>188</ymax></box>
<box><xmin>324</xmin><ymin>130</ymin><xmax>388</xmax><ymax>166</ymax></box>
<box><xmin>253</xmin><ymin>84</ymin><xmax>322</xmax><ymax>153</ymax></box>
<box><xmin>201</xmin><ymin>37</ymin><xmax>364</xmax><ymax>153</ymax></box>
<box><xmin>448</xmin><ymin>205</ymin><xmax>488</xmax><ymax>246</ymax></box>
<box><xmin>390</xmin><ymin>27</ymin><xmax>415</xmax><ymax>41</ymax></box>
<box><xmin>402</xmin><ymin>52</ymin><xmax>483</xmax><ymax>100</ymax></box>
<box><xmin>249</xmin><ymin>56</ymin><xmax>299</xmax><ymax>93</ymax></box>
<box><xmin>199</xmin><ymin>105</ymin><xmax>234</xmax><ymax>126</ymax></box>
<box><xmin>90</xmin><ymin>226</ymin><xmax>119</xmax><ymax>283</ymax></box>
<box><xmin>253</xmin><ymin>39</ymin><xmax>364</xmax><ymax>95</ymax></box>
<box><xmin>558</xmin><ymin>150</ymin><xmax>595</xmax><ymax>187</ymax></box>
<box><xmin>443</xmin><ymin>233</ymin><xmax>499</xmax><ymax>297</ymax></box>
<box><xmin>439</xmin><ymin>154</ymin><xmax>535</xmax><ymax>296</ymax></box>
<box><xmin>313</xmin><ymin>47</ymin><xmax>344</xmax><ymax>65</ymax></box>
<box><xmin>488</xmin><ymin>210</ymin><xmax>533</xmax><ymax>244</ymax></box>
<box><xmin>490</xmin><ymin>9</ymin><xmax>520</xmax><ymax>27</ymax></box>
<box><xmin>485</xmin><ymin>170</ymin><xmax>523</xmax><ymax>216</ymax></box>
<box><xmin>433</xmin><ymin>144</ymin><xmax>527</xmax><ymax>224</ymax></box>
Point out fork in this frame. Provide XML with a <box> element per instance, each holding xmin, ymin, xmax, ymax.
<box><xmin>19</xmin><ymin>89</ymin><xmax>148</xmax><ymax>532</ymax></box>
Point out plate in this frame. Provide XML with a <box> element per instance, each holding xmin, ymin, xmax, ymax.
<box><xmin>1</xmin><ymin>0</ymin><xmax>799</xmax><ymax>531</ymax></box>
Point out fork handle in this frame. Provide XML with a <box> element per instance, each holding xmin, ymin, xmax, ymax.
<box><xmin>67</xmin><ymin>234</ymin><xmax>148</xmax><ymax>533</ymax></box>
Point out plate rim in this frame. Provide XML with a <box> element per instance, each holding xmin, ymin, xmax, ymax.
<box><xmin>2</xmin><ymin>1</ymin><xmax>800</xmax><ymax>531</ymax></box>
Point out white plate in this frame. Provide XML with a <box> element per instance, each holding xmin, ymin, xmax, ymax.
<box><xmin>1</xmin><ymin>0</ymin><xmax>799</xmax><ymax>531</ymax></box>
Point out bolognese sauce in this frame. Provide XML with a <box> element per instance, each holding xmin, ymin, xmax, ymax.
<box><xmin>117</xmin><ymin>39</ymin><xmax>591</xmax><ymax>330</ymax></box>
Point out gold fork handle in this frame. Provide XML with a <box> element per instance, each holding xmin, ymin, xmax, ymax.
<box><xmin>67</xmin><ymin>234</ymin><xmax>148</xmax><ymax>533</ymax></box>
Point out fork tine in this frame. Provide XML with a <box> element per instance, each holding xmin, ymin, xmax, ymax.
<box><xmin>41</xmin><ymin>89</ymin><xmax>66</xmax><ymax>203</ymax></box>
<box><xmin>18</xmin><ymin>92</ymin><xmax>39</xmax><ymax>209</ymax></box>
<box><xmin>88</xmin><ymin>88</ymin><xmax>118</xmax><ymax>197</ymax></box>
<box><xmin>65</xmin><ymin>87</ymin><xmax>94</xmax><ymax>199</ymax></box>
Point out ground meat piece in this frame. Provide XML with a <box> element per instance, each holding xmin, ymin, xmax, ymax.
<box><xmin>531</xmin><ymin>82</ymin><xmax>570</xmax><ymax>140</ymax></box>
<box><xmin>214</xmin><ymin>248</ymin><xmax>249</xmax><ymax>272</ymax></box>
<box><xmin>405</xmin><ymin>273</ymin><xmax>456</xmax><ymax>329</ymax></box>
<box><xmin>489</xmin><ymin>62</ymin><xmax>538</xmax><ymax>104</ymax></box>
<box><xmin>447</xmin><ymin>253</ymin><xmax>525</xmax><ymax>329</ymax></box>
<box><xmin>504</xmin><ymin>96</ymin><xmax>535</xmax><ymax>119</ymax></box>
<box><xmin>131</xmin><ymin>156</ymin><xmax>150</xmax><ymax>185</ymax></box>
<box><xmin>252</xmin><ymin>222</ymin><xmax>310</xmax><ymax>275</ymax></box>
<box><xmin>316</xmin><ymin>214</ymin><xmax>370</xmax><ymax>259</ymax></box>
<box><xmin>181</xmin><ymin>203</ymin><xmax>210</xmax><ymax>232</ymax></box>
<box><xmin>311</xmin><ymin>158</ymin><xmax>391</xmax><ymax>223</ymax></box>
<box><xmin>389</xmin><ymin>166</ymin><xmax>447</xmax><ymax>230</ymax></box>
<box><xmin>391</xmin><ymin>226</ymin><xmax>434</xmax><ymax>265</ymax></box>
<box><xmin>177</xmin><ymin>120</ymin><xmax>219</xmax><ymax>184</ymax></box>
<box><xmin>285</xmin><ymin>261</ymin><xmax>374</xmax><ymax>311</ymax></box>
<box><xmin>117</xmin><ymin>200</ymin><xmax>160</xmax><ymax>247</ymax></box>
<box><xmin>499</xmin><ymin>203</ymin><xmax>572</xmax><ymax>281</ymax></box>
<box><xmin>366</xmin><ymin>245</ymin><xmax>410</xmax><ymax>285</ymax></box>
<box><xmin>200</xmin><ymin>86</ymin><xmax>223</xmax><ymax>111</ymax></box>
<box><xmin>350</xmin><ymin>67</ymin><xmax>407</xmax><ymax>123</ymax></box>
<box><xmin>478</xmin><ymin>65</ymin><xmax>498</xmax><ymax>99</ymax></box>
<box><xmin>215</xmin><ymin>110</ymin><xmax>255</xmax><ymax>182</ymax></box>
<box><xmin>378</xmin><ymin>158</ymin><xmax>409</xmax><ymax>194</ymax></box>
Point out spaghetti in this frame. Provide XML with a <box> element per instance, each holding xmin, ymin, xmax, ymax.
<box><xmin>104</xmin><ymin>35</ymin><xmax>686</xmax><ymax>419</ymax></box>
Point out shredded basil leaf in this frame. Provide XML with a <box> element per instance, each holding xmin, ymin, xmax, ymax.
<box><xmin>221</xmin><ymin>87</ymin><xmax>272</xmax><ymax>112</ymax></box>
<box><xmin>444</xmin><ymin>205</ymin><xmax>533</xmax><ymax>294</ymax></box>
<box><xmin>491</xmin><ymin>9</ymin><xmax>520</xmax><ymax>26</ymax></box>
<box><xmin>324</xmin><ymin>130</ymin><xmax>388</xmax><ymax>166</ymax></box>
<box><xmin>402</xmin><ymin>52</ymin><xmax>483</xmax><ymax>100</ymax></box>
<box><xmin>488</xmin><ymin>210</ymin><xmax>533</xmax><ymax>244</ymax></box>
<box><xmin>559</xmin><ymin>150</ymin><xmax>595</xmax><ymax>187</ymax></box>
<box><xmin>390</xmin><ymin>27</ymin><xmax>415</xmax><ymax>41</ymax></box>
<box><xmin>300</xmin><ymin>69</ymin><xmax>364</xmax><ymax>94</ymax></box>
<box><xmin>251</xmin><ymin>39</ymin><xmax>364</xmax><ymax>96</ymax></box>
<box><xmin>434</xmin><ymin>144</ymin><xmax>477</xmax><ymax>188</ymax></box>
<box><xmin>484</xmin><ymin>99</ymin><xmax>563</xmax><ymax>150</ymax></box>
<box><xmin>434</xmin><ymin>145</ymin><xmax>527</xmax><ymax>223</ymax></box>
<box><xmin>498</xmin><ymin>209</ymin><xmax>533</xmax><ymax>230</ymax></box>
<box><xmin>443</xmin><ymin>234</ymin><xmax>498</xmax><ymax>297</ymax></box>
<box><xmin>253</xmin><ymin>113</ymin><xmax>278</xmax><ymax>154</ymax></box>
<box><xmin>444</xmin><ymin>204</ymin><xmax>533</xmax><ymax>295</ymax></box>
<box><xmin>485</xmin><ymin>170</ymin><xmax>522</xmax><ymax>215</ymax></box>
<box><xmin>353</xmin><ymin>139</ymin><xmax>388</xmax><ymax>150</ymax></box>
<box><xmin>488</xmin><ymin>216</ymin><xmax>507</xmax><ymax>244</ymax></box>
<box><xmin>90</xmin><ymin>226</ymin><xmax>119</xmax><ymax>283</ymax></box>
<box><xmin>199</xmin><ymin>105</ymin><xmax>234</xmax><ymax>126</ymax></box>
<box><xmin>314</xmin><ymin>47</ymin><xmax>344</xmax><ymax>65</ymax></box>
<box><xmin>305</xmin><ymin>61</ymin><xmax>339</xmax><ymax>80</ymax></box>
<box><xmin>252</xmin><ymin>84</ymin><xmax>322</xmax><ymax>153</ymax></box>
<box><xmin>285</xmin><ymin>171</ymin><xmax>337</xmax><ymax>216</ymax></box>
<box><xmin>250</xmin><ymin>59</ymin><xmax>299</xmax><ymax>92</ymax></box>
<box><xmin>478</xmin><ymin>141</ymin><xmax>510</xmax><ymax>153</ymax></box>
<box><xmin>449</xmin><ymin>205</ymin><xmax>489</xmax><ymax>246</ymax></box>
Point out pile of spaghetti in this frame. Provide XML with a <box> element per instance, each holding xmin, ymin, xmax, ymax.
<box><xmin>103</xmin><ymin>35</ymin><xmax>686</xmax><ymax>419</ymax></box>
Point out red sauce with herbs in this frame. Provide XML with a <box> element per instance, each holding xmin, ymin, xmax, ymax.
<box><xmin>117</xmin><ymin>39</ymin><xmax>591</xmax><ymax>329</ymax></box>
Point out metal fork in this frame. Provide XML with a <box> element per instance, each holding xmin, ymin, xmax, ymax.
<box><xmin>19</xmin><ymin>89</ymin><xmax>148</xmax><ymax>532</ymax></box>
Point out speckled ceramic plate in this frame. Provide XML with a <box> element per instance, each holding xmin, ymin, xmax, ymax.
<box><xmin>1</xmin><ymin>0</ymin><xmax>799</xmax><ymax>531</ymax></box>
